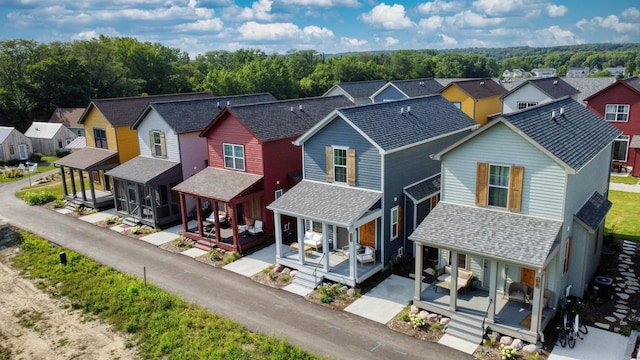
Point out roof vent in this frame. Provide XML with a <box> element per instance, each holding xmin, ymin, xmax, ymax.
<box><xmin>480</xmin><ymin>81</ymin><xmax>485</xmax><ymax>86</ymax></box>
<box><xmin>419</xmin><ymin>81</ymin><xmax>424</xmax><ymax>86</ymax></box>
<box><xmin>227</xmin><ymin>100</ymin><xmax>230</xmax><ymax>106</ymax></box>
<box><xmin>217</xmin><ymin>101</ymin><xmax>220</xmax><ymax>109</ymax></box>
<box><xmin>299</xmin><ymin>104</ymin><xmax>303</xmax><ymax>111</ymax></box>
<box><xmin>407</xmin><ymin>105</ymin><xmax>411</xmax><ymax>113</ymax></box>
<box><xmin>551</xmin><ymin>110</ymin><xmax>557</xmax><ymax>120</ymax></box>
<box><xmin>559</xmin><ymin>107</ymin><xmax>564</xmax><ymax>116</ymax></box>
<box><xmin>400</xmin><ymin>107</ymin><xmax>404</xmax><ymax>115</ymax></box>
<box><xmin>553</xmin><ymin>80</ymin><xmax>558</xmax><ymax>85</ymax></box>
<box><xmin>290</xmin><ymin>106</ymin><xmax>294</xmax><ymax>112</ymax></box>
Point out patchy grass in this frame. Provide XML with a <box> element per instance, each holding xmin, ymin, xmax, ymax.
<box><xmin>606</xmin><ymin>190</ymin><xmax>640</xmax><ymax>241</ymax></box>
<box><xmin>16</xmin><ymin>174</ymin><xmax>90</xmax><ymax>201</ymax></box>
<box><xmin>11</xmin><ymin>231</ymin><xmax>318</xmax><ymax>360</ymax></box>
<box><xmin>0</xmin><ymin>157</ymin><xmax>58</xmax><ymax>183</ymax></box>
<box><xmin>610</xmin><ymin>176</ymin><xmax>639</xmax><ymax>185</ymax></box>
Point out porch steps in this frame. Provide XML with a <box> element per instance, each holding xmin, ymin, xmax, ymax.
<box><xmin>193</xmin><ymin>238</ymin><xmax>215</xmax><ymax>252</ymax></box>
<box><xmin>291</xmin><ymin>267</ymin><xmax>324</xmax><ymax>290</ymax></box>
<box><xmin>121</xmin><ymin>217</ymin><xmax>139</xmax><ymax>227</ymax></box>
<box><xmin>64</xmin><ymin>199</ymin><xmax>82</xmax><ymax>212</ymax></box>
<box><xmin>445</xmin><ymin>313</ymin><xmax>485</xmax><ymax>345</ymax></box>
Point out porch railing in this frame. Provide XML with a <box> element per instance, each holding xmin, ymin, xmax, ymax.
<box><xmin>480</xmin><ymin>297</ymin><xmax>493</xmax><ymax>344</ymax></box>
<box><xmin>312</xmin><ymin>252</ymin><xmax>326</xmax><ymax>286</ymax></box>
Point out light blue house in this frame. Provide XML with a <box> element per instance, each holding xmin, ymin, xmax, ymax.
<box><xmin>268</xmin><ymin>95</ymin><xmax>477</xmax><ymax>288</ymax></box>
<box><xmin>371</xmin><ymin>78</ymin><xmax>443</xmax><ymax>103</ymax></box>
<box><xmin>409</xmin><ymin>97</ymin><xmax>621</xmax><ymax>343</ymax></box>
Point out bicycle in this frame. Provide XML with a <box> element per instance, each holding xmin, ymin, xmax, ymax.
<box><xmin>557</xmin><ymin>296</ymin><xmax>588</xmax><ymax>348</ymax></box>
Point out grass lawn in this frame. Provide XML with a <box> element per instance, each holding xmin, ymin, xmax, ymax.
<box><xmin>610</xmin><ymin>175</ymin><xmax>639</xmax><ymax>185</ymax></box>
<box><xmin>12</xmin><ymin>231</ymin><xmax>318</xmax><ymax>360</ymax></box>
<box><xmin>16</xmin><ymin>174</ymin><xmax>91</xmax><ymax>201</ymax></box>
<box><xmin>0</xmin><ymin>156</ymin><xmax>59</xmax><ymax>183</ymax></box>
<box><xmin>606</xmin><ymin>190</ymin><xmax>640</xmax><ymax>242</ymax></box>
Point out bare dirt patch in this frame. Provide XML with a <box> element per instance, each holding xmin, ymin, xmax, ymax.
<box><xmin>0</xmin><ymin>227</ymin><xmax>138</xmax><ymax>360</ymax></box>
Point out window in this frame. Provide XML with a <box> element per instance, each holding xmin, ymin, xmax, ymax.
<box><xmin>517</xmin><ymin>101</ymin><xmax>538</xmax><ymax>110</ymax></box>
<box><xmin>488</xmin><ymin>165</ymin><xmax>510</xmax><ymax>208</ymax></box>
<box><xmin>223</xmin><ymin>144</ymin><xmax>245</xmax><ymax>170</ymax></box>
<box><xmin>333</xmin><ymin>147</ymin><xmax>347</xmax><ymax>183</ymax></box>
<box><xmin>58</xmin><ymin>140</ymin><xmax>63</xmax><ymax>149</ymax></box>
<box><xmin>390</xmin><ymin>206</ymin><xmax>399</xmax><ymax>240</ymax></box>
<box><xmin>274</xmin><ymin>189</ymin><xmax>283</xmax><ymax>199</ymax></box>
<box><xmin>153</xmin><ymin>131</ymin><xmax>162</xmax><ymax>156</ymax></box>
<box><xmin>563</xmin><ymin>237</ymin><xmax>572</xmax><ymax>273</ymax></box>
<box><xmin>452</xmin><ymin>102</ymin><xmax>461</xmax><ymax>109</ymax></box>
<box><xmin>613</xmin><ymin>135</ymin><xmax>629</xmax><ymax>162</ymax></box>
<box><xmin>605</xmin><ymin>104</ymin><xmax>629</xmax><ymax>122</ymax></box>
<box><xmin>311</xmin><ymin>221</ymin><xmax>322</xmax><ymax>233</ymax></box>
<box><xmin>9</xmin><ymin>145</ymin><xmax>14</xmax><ymax>155</ymax></box>
<box><xmin>93</xmin><ymin>128</ymin><xmax>107</xmax><ymax>149</ymax></box>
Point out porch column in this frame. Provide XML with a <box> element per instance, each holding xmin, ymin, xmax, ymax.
<box><xmin>449</xmin><ymin>250</ymin><xmax>459</xmax><ymax>311</ymax></box>
<box><xmin>69</xmin><ymin>168</ymin><xmax>77</xmax><ymax>197</ymax></box>
<box><xmin>179</xmin><ymin>193</ymin><xmax>188</xmax><ymax>234</ymax></box>
<box><xmin>60</xmin><ymin>167</ymin><xmax>68</xmax><ymax>197</ymax></box>
<box><xmin>196</xmin><ymin>198</ymin><xmax>204</xmax><ymax>236</ymax></box>
<box><xmin>273</xmin><ymin>211</ymin><xmax>282</xmax><ymax>258</ymax></box>
<box><xmin>331</xmin><ymin>225</ymin><xmax>337</xmax><ymax>250</ymax></box>
<box><xmin>529</xmin><ymin>268</ymin><xmax>545</xmax><ymax>335</ymax></box>
<box><xmin>414</xmin><ymin>243</ymin><xmax>424</xmax><ymax>301</ymax></box>
<box><xmin>348</xmin><ymin>229</ymin><xmax>356</xmax><ymax>279</ymax></box>
<box><xmin>322</xmin><ymin>223</ymin><xmax>329</xmax><ymax>271</ymax></box>
<box><xmin>487</xmin><ymin>259</ymin><xmax>498</xmax><ymax>323</ymax></box>
<box><xmin>296</xmin><ymin>217</ymin><xmax>304</xmax><ymax>265</ymax></box>
<box><xmin>79</xmin><ymin>170</ymin><xmax>87</xmax><ymax>201</ymax></box>
<box><xmin>89</xmin><ymin>172</ymin><xmax>97</xmax><ymax>208</ymax></box>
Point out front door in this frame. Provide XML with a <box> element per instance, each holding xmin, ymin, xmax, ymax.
<box><xmin>18</xmin><ymin>144</ymin><xmax>28</xmax><ymax>160</ymax></box>
<box><xmin>359</xmin><ymin>220</ymin><xmax>376</xmax><ymax>248</ymax></box>
<box><xmin>127</xmin><ymin>183</ymin><xmax>141</xmax><ymax>218</ymax></box>
<box><xmin>521</xmin><ymin>268</ymin><xmax>535</xmax><ymax>287</ymax></box>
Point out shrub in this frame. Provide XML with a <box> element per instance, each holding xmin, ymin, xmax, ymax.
<box><xmin>0</xmin><ymin>160</ymin><xmax>5</xmax><ymax>167</ymax></box>
<box><xmin>209</xmin><ymin>248</ymin><xmax>223</xmax><ymax>261</ymax></box>
<box><xmin>104</xmin><ymin>215</ymin><xmax>119</xmax><ymax>225</ymax></box>
<box><xmin>400</xmin><ymin>312</ymin><xmax>410</xmax><ymax>322</ymax></box>
<box><xmin>430</xmin><ymin>322</ymin><xmax>444</xmax><ymax>331</ymax></box>
<box><xmin>55</xmin><ymin>149</ymin><xmax>71</xmax><ymax>158</ymax></box>
<box><xmin>409</xmin><ymin>313</ymin><xmax>426</xmax><ymax>329</ymax></box>
<box><xmin>29</xmin><ymin>153</ymin><xmax>43</xmax><ymax>163</ymax></box>
<box><xmin>499</xmin><ymin>344</ymin><xmax>517</xmax><ymax>360</ymax></box>
<box><xmin>22</xmin><ymin>190</ymin><xmax>56</xmax><ymax>205</ymax></box>
<box><xmin>53</xmin><ymin>199</ymin><xmax>66</xmax><ymax>208</ymax></box>
<box><xmin>223</xmin><ymin>251</ymin><xmax>241</xmax><ymax>264</ymax></box>
<box><xmin>280</xmin><ymin>274</ymin><xmax>290</xmax><ymax>283</ymax></box>
<box><xmin>7</xmin><ymin>159</ymin><xmax>20</xmax><ymax>166</ymax></box>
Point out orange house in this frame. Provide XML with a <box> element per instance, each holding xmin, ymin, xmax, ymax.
<box><xmin>440</xmin><ymin>78</ymin><xmax>507</xmax><ymax>126</ymax></box>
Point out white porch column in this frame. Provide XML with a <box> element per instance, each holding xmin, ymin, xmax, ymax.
<box><xmin>348</xmin><ymin>229</ymin><xmax>356</xmax><ymax>278</ymax></box>
<box><xmin>273</xmin><ymin>211</ymin><xmax>282</xmax><ymax>258</ymax></box>
<box><xmin>414</xmin><ymin>243</ymin><xmax>424</xmax><ymax>301</ymax></box>
<box><xmin>529</xmin><ymin>269</ymin><xmax>545</xmax><ymax>335</ymax></box>
<box><xmin>296</xmin><ymin>217</ymin><xmax>305</xmax><ymax>265</ymax></box>
<box><xmin>488</xmin><ymin>259</ymin><xmax>498</xmax><ymax>323</ymax></box>
<box><xmin>449</xmin><ymin>250</ymin><xmax>459</xmax><ymax>310</ymax></box>
<box><xmin>322</xmin><ymin>223</ymin><xmax>329</xmax><ymax>271</ymax></box>
<box><xmin>332</xmin><ymin>225</ymin><xmax>338</xmax><ymax>250</ymax></box>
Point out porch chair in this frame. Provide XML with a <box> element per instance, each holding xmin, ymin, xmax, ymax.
<box><xmin>28</xmin><ymin>163</ymin><xmax>38</xmax><ymax>173</ymax></box>
<box><xmin>507</xmin><ymin>282</ymin><xmax>533</xmax><ymax>307</ymax></box>
<box><xmin>247</xmin><ymin>219</ymin><xmax>264</xmax><ymax>235</ymax></box>
<box><xmin>356</xmin><ymin>246</ymin><xmax>375</xmax><ymax>266</ymax></box>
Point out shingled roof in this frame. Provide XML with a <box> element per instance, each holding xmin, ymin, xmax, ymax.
<box><xmin>504</xmin><ymin>77</ymin><xmax>580</xmax><ymax>100</ymax></box>
<box><xmin>329</xmin><ymin>95</ymin><xmax>477</xmax><ymax>152</ymax></box>
<box><xmin>132</xmin><ymin>93</ymin><xmax>276</xmax><ymax>133</ymax></box>
<box><xmin>81</xmin><ymin>92</ymin><xmax>212</xmax><ymax>127</ymax></box>
<box><xmin>48</xmin><ymin>108</ymin><xmax>84</xmax><ymax>128</ymax></box>
<box><xmin>574</xmin><ymin>192</ymin><xmax>612</xmax><ymax>232</ymax></box>
<box><xmin>324</xmin><ymin>80</ymin><xmax>386</xmax><ymax>100</ymax></box>
<box><xmin>622</xmin><ymin>76</ymin><xmax>640</xmax><ymax>91</ymax></box>
<box><xmin>203</xmin><ymin>95</ymin><xmax>353</xmax><ymax>142</ymax></box>
<box><xmin>404</xmin><ymin>174</ymin><xmax>441</xmax><ymax>203</ymax></box>
<box><xmin>501</xmin><ymin>97</ymin><xmax>621</xmax><ymax>170</ymax></box>
<box><xmin>389</xmin><ymin>78</ymin><xmax>444</xmax><ymax>97</ymax></box>
<box><xmin>444</xmin><ymin>78</ymin><xmax>507</xmax><ymax>99</ymax></box>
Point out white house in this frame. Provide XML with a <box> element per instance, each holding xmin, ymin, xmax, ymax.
<box><xmin>0</xmin><ymin>126</ymin><xmax>32</xmax><ymax>162</ymax></box>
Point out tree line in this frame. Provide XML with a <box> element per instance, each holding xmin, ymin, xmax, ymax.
<box><xmin>1</xmin><ymin>36</ymin><xmax>639</xmax><ymax>132</ymax></box>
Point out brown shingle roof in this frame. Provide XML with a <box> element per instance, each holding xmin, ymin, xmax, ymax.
<box><xmin>48</xmin><ymin>108</ymin><xmax>85</xmax><ymax>128</ymax></box>
<box><xmin>445</xmin><ymin>78</ymin><xmax>507</xmax><ymax>99</ymax></box>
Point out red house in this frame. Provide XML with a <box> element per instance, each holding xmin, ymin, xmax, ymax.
<box><xmin>173</xmin><ymin>95</ymin><xmax>353</xmax><ymax>252</ymax></box>
<box><xmin>585</xmin><ymin>76</ymin><xmax>640</xmax><ymax>176</ymax></box>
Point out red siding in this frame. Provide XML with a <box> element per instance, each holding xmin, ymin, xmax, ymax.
<box><xmin>206</xmin><ymin>114</ymin><xmax>264</xmax><ymax>175</ymax></box>
<box><xmin>586</xmin><ymin>82</ymin><xmax>640</xmax><ymax>168</ymax></box>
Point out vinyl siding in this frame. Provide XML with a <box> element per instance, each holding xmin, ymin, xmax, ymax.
<box><xmin>303</xmin><ymin>116</ymin><xmax>381</xmax><ymax>191</ymax></box>
<box><xmin>441</xmin><ymin>87</ymin><xmax>476</xmax><ymax>123</ymax></box>
<box><xmin>373</xmin><ymin>87</ymin><xmax>406</xmax><ymax>103</ymax></box>
<box><xmin>502</xmin><ymin>85</ymin><xmax>554</xmax><ymax>114</ymax></box>
<box><xmin>136</xmin><ymin>109</ymin><xmax>180</xmax><ymax>162</ymax></box>
<box><xmin>179</xmin><ymin>132</ymin><xmax>208</xmax><ymax>178</ymax></box>
<box><xmin>474</xmin><ymin>97</ymin><xmax>503</xmax><ymax>125</ymax></box>
<box><xmin>442</xmin><ymin>123</ymin><xmax>566</xmax><ymax>219</ymax></box>
<box><xmin>206</xmin><ymin>114</ymin><xmax>263</xmax><ymax>175</ymax></box>
<box><xmin>83</xmin><ymin>108</ymin><xmax>118</xmax><ymax>151</ymax></box>
<box><xmin>115</xmin><ymin>126</ymin><xmax>140</xmax><ymax>163</ymax></box>
<box><xmin>0</xmin><ymin>129</ymin><xmax>31</xmax><ymax>161</ymax></box>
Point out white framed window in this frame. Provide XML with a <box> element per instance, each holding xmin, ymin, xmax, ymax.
<box><xmin>488</xmin><ymin>164</ymin><xmax>510</xmax><ymax>208</ymax></box>
<box><xmin>311</xmin><ymin>221</ymin><xmax>322</xmax><ymax>233</ymax></box>
<box><xmin>333</xmin><ymin>146</ymin><xmax>348</xmax><ymax>183</ymax></box>
<box><xmin>274</xmin><ymin>189</ymin><xmax>283</xmax><ymax>199</ymax></box>
<box><xmin>152</xmin><ymin>130</ymin><xmax>163</xmax><ymax>157</ymax></box>
<box><xmin>605</xmin><ymin>104</ymin><xmax>629</xmax><ymax>122</ymax></box>
<box><xmin>613</xmin><ymin>135</ymin><xmax>630</xmax><ymax>162</ymax></box>
<box><xmin>517</xmin><ymin>101</ymin><xmax>538</xmax><ymax>110</ymax></box>
<box><xmin>93</xmin><ymin>128</ymin><xmax>107</xmax><ymax>149</ymax></box>
<box><xmin>390</xmin><ymin>206</ymin><xmax>399</xmax><ymax>240</ymax></box>
<box><xmin>223</xmin><ymin>143</ymin><xmax>245</xmax><ymax>170</ymax></box>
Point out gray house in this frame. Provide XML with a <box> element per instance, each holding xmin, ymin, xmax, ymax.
<box><xmin>25</xmin><ymin>122</ymin><xmax>77</xmax><ymax>156</ymax></box>
<box><xmin>0</xmin><ymin>126</ymin><xmax>31</xmax><ymax>162</ymax></box>
<box><xmin>268</xmin><ymin>95</ymin><xmax>477</xmax><ymax>288</ymax></box>
<box><xmin>409</xmin><ymin>97</ymin><xmax>620</xmax><ymax>343</ymax></box>
<box><xmin>501</xmin><ymin>77</ymin><xmax>580</xmax><ymax>114</ymax></box>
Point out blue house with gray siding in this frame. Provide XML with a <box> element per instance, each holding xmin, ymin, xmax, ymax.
<box><xmin>409</xmin><ymin>97</ymin><xmax>621</xmax><ymax>344</ymax></box>
<box><xmin>268</xmin><ymin>95</ymin><xmax>477</xmax><ymax>288</ymax></box>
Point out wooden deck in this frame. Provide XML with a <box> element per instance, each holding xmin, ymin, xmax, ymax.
<box><xmin>66</xmin><ymin>190</ymin><xmax>114</xmax><ymax>209</ymax></box>
<box><xmin>185</xmin><ymin>223</ymin><xmax>266</xmax><ymax>252</ymax></box>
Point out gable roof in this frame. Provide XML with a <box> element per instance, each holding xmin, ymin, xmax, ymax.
<box><xmin>298</xmin><ymin>95</ymin><xmax>477</xmax><ymax>153</ymax></box>
<box><xmin>202</xmin><ymin>95</ymin><xmax>353</xmax><ymax>142</ymax></box>
<box><xmin>404</xmin><ymin>173</ymin><xmax>441</xmax><ymax>203</ymax></box>
<box><xmin>442</xmin><ymin>78</ymin><xmax>507</xmax><ymax>99</ymax></box>
<box><xmin>24</xmin><ymin>122</ymin><xmax>65</xmax><ymax>139</ymax></box>
<box><xmin>562</xmin><ymin>77</ymin><xmax>617</xmax><ymax>104</ymax></box>
<box><xmin>80</xmin><ymin>92</ymin><xmax>212</xmax><ymax>127</ymax></box>
<box><xmin>436</xmin><ymin>97</ymin><xmax>622</xmax><ymax>172</ymax></box>
<box><xmin>622</xmin><ymin>76</ymin><xmax>640</xmax><ymax>91</ymax></box>
<box><xmin>574</xmin><ymin>192</ymin><xmax>612</xmax><ymax>232</ymax></box>
<box><xmin>323</xmin><ymin>80</ymin><xmax>386</xmax><ymax>100</ymax></box>
<box><xmin>48</xmin><ymin>108</ymin><xmax>85</xmax><ymax>128</ymax></box>
<box><xmin>503</xmin><ymin>77</ymin><xmax>579</xmax><ymax>100</ymax></box>
<box><xmin>584</xmin><ymin>76</ymin><xmax>640</xmax><ymax>102</ymax></box>
<box><xmin>132</xmin><ymin>93</ymin><xmax>276</xmax><ymax>133</ymax></box>
<box><xmin>387</xmin><ymin>78</ymin><xmax>444</xmax><ymax>97</ymax></box>
<box><xmin>0</xmin><ymin>126</ymin><xmax>16</xmax><ymax>143</ymax></box>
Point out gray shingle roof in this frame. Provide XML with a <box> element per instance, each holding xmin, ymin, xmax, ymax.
<box><xmin>105</xmin><ymin>156</ymin><xmax>181</xmax><ymax>184</ymax></box>
<box><xmin>337</xmin><ymin>95</ymin><xmax>477</xmax><ymax>152</ymax></box>
<box><xmin>134</xmin><ymin>93</ymin><xmax>276</xmax><ymax>133</ymax></box>
<box><xmin>574</xmin><ymin>192</ymin><xmax>612</xmax><ymax>232</ymax></box>
<box><xmin>48</xmin><ymin>108</ymin><xmax>85</xmax><ymax>128</ymax></box>
<box><xmin>501</xmin><ymin>97</ymin><xmax>622</xmax><ymax>170</ymax></box>
<box><xmin>630</xmin><ymin>135</ymin><xmax>640</xmax><ymax>149</ymax></box>
<box><xmin>622</xmin><ymin>76</ymin><xmax>640</xmax><ymax>91</ymax></box>
<box><xmin>331</xmin><ymin>80</ymin><xmax>386</xmax><ymax>99</ymax></box>
<box><xmin>218</xmin><ymin>96</ymin><xmax>353</xmax><ymax>142</ymax></box>
<box><xmin>562</xmin><ymin>77</ymin><xmax>617</xmax><ymax>103</ymax></box>
<box><xmin>409</xmin><ymin>202</ymin><xmax>562</xmax><ymax>267</ymax></box>
<box><xmin>54</xmin><ymin>147</ymin><xmax>117</xmax><ymax>170</ymax></box>
<box><xmin>518</xmin><ymin>77</ymin><xmax>580</xmax><ymax>99</ymax></box>
<box><xmin>83</xmin><ymin>93</ymin><xmax>212</xmax><ymax>127</ymax></box>
<box><xmin>390</xmin><ymin>78</ymin><xmax>444</xmax><ymax>97</ymax></box>
<box><xmin>172</xmin><ymin>167</ymin><xmax>262</xmax><ymax>202</ymax></box>
<box><xmin>267</xmin><ymin>180</ymin><xmax>382</xmax><ymax>226</ymax></box>
<box><xmin>404</xmin><ymin>174</ymin><xmax>440</xmax><ymax>203</ymax></box>
<box><xmin>445</xmin><ymin>78</ymin><xmax>507</xmax><ymax>99</ymax></box>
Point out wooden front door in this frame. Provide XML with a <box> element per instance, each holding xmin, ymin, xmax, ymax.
<box><xmin>520</xmin><ymin>268</ymin><xmax>535</xmax><ymax>287</ymax></box>
<box><xmin>359</xmin><ymin>220</ymin><xmax>376</xmax><ymax>248</ymax></box>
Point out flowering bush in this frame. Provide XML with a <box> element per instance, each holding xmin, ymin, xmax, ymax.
<box><xmin>499</xmin><ymin>344</ymin><xmax>516</xmax><ymax>360</ymax></box>
<box><xmin>409</xmin><ymin>313</ymin><xmax>426</xmax><ymax>329</ymax></box>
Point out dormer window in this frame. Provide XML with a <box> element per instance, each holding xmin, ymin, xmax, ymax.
<box><xmin>224</xmin><ymin>143</ymin><xmax>245</xmax><ymax>171</ymax></box>
<box><xmin>605</xmin><ymin>104</ymin><xmax>629</xmax><ymax>122</ymax></box>
<box><xmin>325</xmin><ymin>146</ymin><xmax>356</xmax><ymax>186</ymax></box>
<box><xmin>150</xmin><ymin>130</ymin><xmax>167</xmax><ymax>158</ymax></box>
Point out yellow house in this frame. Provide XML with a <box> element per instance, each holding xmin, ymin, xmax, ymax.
<box><xmin>440</xmin><ymin>79</ymin><xmax>507</xmax><ymax>126</ymax></box>
<box><xmin>55</xmin><ymin>92</ymin><xmax>212</xmax><ymax>209</ymax></box>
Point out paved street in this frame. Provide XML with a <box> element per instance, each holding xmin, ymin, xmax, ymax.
<box><xmin>0</xmin><ymin>174</ymin><xmax>472</xmax><ymax>360</ymax></box>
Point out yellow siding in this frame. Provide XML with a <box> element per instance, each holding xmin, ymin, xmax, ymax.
<box><xmin>474</xmin><ymin>97</ymin><xmax>503</xmax><ymax>126</ymax></box>
<box><xmin>83</xmin><ymin>107</ymin><xmax>117</xmax><ymax>150</ymax></box>
<box><xmin>115</xmin><ymin>126</ymin><xmax>139</xmax><ymax>163</ymax></box>
<box><xmin>441</xmin><ymin>86</ymin><xmax>476</xmax><ymax>123</ymax></box>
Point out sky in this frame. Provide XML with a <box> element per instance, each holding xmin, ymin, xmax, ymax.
<box><xmin>1</xmin><ymin>0</ymin><xmax>639</xmax><ymax>57</ymax></box>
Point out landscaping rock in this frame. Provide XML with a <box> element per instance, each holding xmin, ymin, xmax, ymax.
<box><xmin>499</xmin><ymin>336</ymin><xmax>513</xmax><ymax>345</ymax></box>
<box><xmin>522</xmin><ymin>344</ymin><xmax>538</xmax><ymax>354</ymax></box>
<box><xmin>487</xmin><ymin>331</ymin><xmax>500</xmax><ymax>343</ymax></box>
<box><xmin>281</xmin><ymin>267</ymin><xmax>291</xmax><ymax>275</ymax></box>
<box><xmin>511</xmin><ymin>339</ymin><xmax>523</xmax><ymax>350</ymax></box>
<box><xmin>273</xmin><ymin>264</ymin><xmax>284</xmax><ymax>272</ymax></box>
<box><xmin>290</xmin><ymin>270</ymin><xmax>298</xmax><ymax>277</ymax></box>
<box><xmin>419</xmin><ymin>310</ymin><xmax>429</xmax><ymax>320</ymax></box>
<box><xmin>340</xmin><ymin>285</ymin><xmax>348</xmax><ymax>294</ymax></box>
<box><xmin>346</xmin><ymin>288</ymin><xmax>356</xmax><ymax>297</ymax></box>
<box><xmin>426</xmin><ymin>313</ymin><xmax>439</xmax><ymax>323</ymax></box>
<box><xmin>439</xmin><ymin>317</ymin><xmax>450</xmax><ymax>326</ymax></box>
<box><xmin>409</xmin><ymin>305</ymin><xmax>420</xmax><ymax>315</ymax></box>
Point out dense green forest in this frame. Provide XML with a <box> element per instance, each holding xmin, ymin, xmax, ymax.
<box><xmin>1</xmin><ymin>37</ymin><xmax>640</xmax><ymax>132</ymax></box>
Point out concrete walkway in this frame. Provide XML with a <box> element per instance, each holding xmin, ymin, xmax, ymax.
<box><xmin>609</xmin><ymin>181</ymin><xmax>640</xmax><ymax>193</ymax></box>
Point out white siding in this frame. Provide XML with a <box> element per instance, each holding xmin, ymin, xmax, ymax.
<box><xmin>136</xmin><ymin>109</ymin><xmax>180</xmax><ymax>162</ymax></box>
<box><xmin>502</xmin><ymin>84</ymin><xmax>553</xmax><ymax>114</ymax></box>
<box><xmin>442</xmin><ymin>123</ymin><xmax>566</xmax><ymax>219</ymax></box>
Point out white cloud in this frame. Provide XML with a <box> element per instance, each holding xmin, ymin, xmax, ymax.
<box><xmin>359</xmin><ymin>3</ymin><xmax>414</xmax><ymax>30</ymax></box>
<box><xmin>529</xmin><ymin>25</ymin><xmax>583</xmax><ymax>47</ymax></box>
<box><xmin>237</xmin><ymin>21</ymin><xmax>299</xmax><ymax>40</ymax></box>
<box><xmin>340</xmin><ymin>37</ymin><xmax>367</xmax><ymax>47</ymax></box>
<box><xmin>237</xmin><ymin>0</ymin><xmax>275</xmax><ymax>21</ymax></box>
<box><xmin>302</xmin><ymin>25</ymin><xmax>335</xmax><ymax>40</ymax></box>
<box><xmin>375</xmin><ymin>35</ymin><xmax>399</xmax><ymax>46</ymax></box>
<box><xmin>447</xmin><ymin>10</ymin><xmax>505</xmax><ymax>28</ymax></box>
<box><xmin>175</xmin><ymin>18</ymin><xmax>224</xmax><ymax>32</ymax></box>
<box><xmin>577</xmin><ymin>14</ymin><xmax>638</xmax><ymax>34</ymax></box>
<box><xmin>418</xmin><ymin>0</ymin><xmax>464</xmax><ymax>15</ymax></box>
<box><xmin>622</xmin><ymin>7</ymin><xmax>640</xmax><ymax>21</ymax></box>
<box><xmin>546</xmin><ymin>4</ymin><xmax>567</xmax><ymax>18</ymax></box>
<box><xmin>472</xmin><ymin>0</ymin><xmax>526</xmax><ymax>16</ymax></box>
<box><xmin>73</xmin><ymin>28</ymin><xmax>121</xmax><ymax>40</ymax></box>
<box><xmin>437</xmin><ymin>33</ymin><xmax>458</xmax><ymax>46</ymax></box>
<box><xmin>417</xmin><ymin>16</ymin><xmax>444</xmax><ymax>33</ymax></box>
<box><xmin>279</xmin><ymin>0</ymin><xmax>360</xmax><ymax>7</ymax></box>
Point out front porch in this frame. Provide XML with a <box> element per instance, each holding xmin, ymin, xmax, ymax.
<box><xmin>65</xmin><ymin>189</ymin><xmax>114</xmax><ymax>209</ymax></box>
<box><xmin>184</xmin><ymin>221</ymin><xmax>267</xmax><ymax>252</ymax></box>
